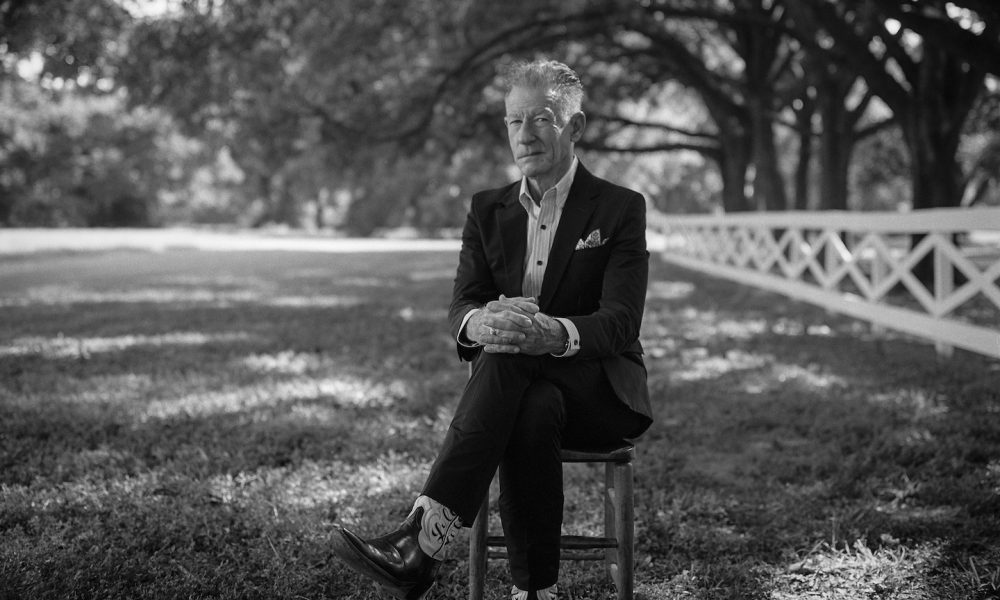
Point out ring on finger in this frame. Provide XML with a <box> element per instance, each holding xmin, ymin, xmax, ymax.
<box><xmin>488</xmin><ymin>326</ymin><xmax>498</xmax><ymax>336</ymax></box>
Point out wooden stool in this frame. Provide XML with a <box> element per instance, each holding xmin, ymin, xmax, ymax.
<box><xmin>468</xmin><ymin>443</ymin><xmax>635</xmax><ymax>600</ymax></box>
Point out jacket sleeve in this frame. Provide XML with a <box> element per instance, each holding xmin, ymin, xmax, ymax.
<box><xmin>567</xmin><ymin>191</ymin><xmax>649</xmax><ymax>360</ymax></box>
<box><xmin>448</xmin><ymin>198</ymin><xmax>495</xmax><ymax>361</ymax></box>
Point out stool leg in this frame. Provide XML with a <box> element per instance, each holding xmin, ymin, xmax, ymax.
<box><xmin>604</xmin><ymin>463</ymin><xmax>617</xmax><ymax>584</ymax></box>
<box><xmin>615</xmin><ymin>461</ymin><xmax>634</xmax><ymax>600</ymax></box>
<box><xmin>469</xmin><ymin>494</ymin><xmax>489</xmax><ymax>600</ymax></box>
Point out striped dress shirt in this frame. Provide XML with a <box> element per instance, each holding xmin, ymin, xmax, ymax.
<box><xmin>458</xmin><ymin>158</ymin><xmax>582</xmax><ymax>357</ymax></box>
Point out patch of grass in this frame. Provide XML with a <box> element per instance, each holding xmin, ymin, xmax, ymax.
<box><xmin>1</xmin><ymin>248</ymin><xmax>998</xmax><ymax>599</ymax></box>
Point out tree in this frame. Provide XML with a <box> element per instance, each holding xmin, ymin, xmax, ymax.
<box><xmin>118</xmin><ymin>0</ymin><xmax>520</xmax><ymax>229</ymax></box>
<box><xmin>1</xmin><ymin>0</ymin><xmax>130</xmax><ymax>86</ymax></box>
<box><xmin>795</xmin><ymin>0</ymin><xmax>995</xmax><ymax>211</ymax></box>
<box><xmin>0</xmin><ymin>79</ymin><xmax>187</xmax><ymax>226</ymax></box>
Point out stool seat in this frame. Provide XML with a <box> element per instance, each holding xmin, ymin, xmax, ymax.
<box><xmin>468</xmin><ymin>441</ymin><xmax>636</xmax><ymax>600</ymax></box>
<box><xmin>560</xmin><ymin>444</ymin><xmax>635</xmax><ymax>463</ymax></box>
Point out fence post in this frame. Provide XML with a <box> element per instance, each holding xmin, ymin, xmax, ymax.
<box><xmin>933</xmin><ymin>235</ymin><xmax>955</xmax><ymax>358</ymax></box>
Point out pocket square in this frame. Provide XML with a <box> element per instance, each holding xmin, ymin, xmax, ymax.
<box><xmin>575</xmin><ymin>228</ymin><xmax>608</xmax><ymax>250</ymax></box>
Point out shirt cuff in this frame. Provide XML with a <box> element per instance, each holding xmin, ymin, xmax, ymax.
<box><xmin>551</xmin><ymin>317</ymin><xmax>580</xmax><ymax>357</ymax></box>
<box><xmin>457</xmin><ymin>308</ymin><xmax>482</xmax><ymax>348</ymax></box>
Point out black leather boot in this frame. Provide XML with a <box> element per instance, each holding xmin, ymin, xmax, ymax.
<box><xmin>332</xmin><ymin>507</ymin><xmax>441</xmax><ymax>600</ymax></box>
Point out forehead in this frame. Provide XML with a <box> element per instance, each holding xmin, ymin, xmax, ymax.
<box><xmin>504</xmin><ymin>85</ymin><xmax>557</xmax><ymax>115</ymax></box>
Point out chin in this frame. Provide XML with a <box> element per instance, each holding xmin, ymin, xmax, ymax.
<box><xmin>518</xmin><ymin>162</ymin><xmax>550</xmax><ymax>177</ymax></box>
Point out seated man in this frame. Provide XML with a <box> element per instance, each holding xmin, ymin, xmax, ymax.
<box><xmin>333</xmin><ymin>58</ymin><xmax>653</xmax><ymax>600</ymax></box>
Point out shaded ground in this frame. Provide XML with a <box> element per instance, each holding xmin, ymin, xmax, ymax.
<box><xmin>0</xmin><ymin>246</ymin><xmax>998</xmax><ymax>599</ymax></box>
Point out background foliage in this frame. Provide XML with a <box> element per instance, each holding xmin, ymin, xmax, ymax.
<box><xmin>1</xmin><ymin>0</ymin><xmax>999</xmax><ymax>231</ymax></box>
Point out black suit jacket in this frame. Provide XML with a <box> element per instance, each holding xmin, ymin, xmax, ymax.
<box><xmin>448</xmin><ymin>164</ymin><xmax>652</xmax><ymax>422</ymax></box>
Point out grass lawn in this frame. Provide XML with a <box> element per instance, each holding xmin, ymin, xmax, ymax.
<box><xmin>1</xmin><ymin>246</ymin><xmax>998</xmax><ymax>599</ymax></box>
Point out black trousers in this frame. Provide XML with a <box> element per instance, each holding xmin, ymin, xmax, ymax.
<box><xmin>421</xmin><ymin>352</ymin><xmax>648</xmax><ymax>591</ymax></box>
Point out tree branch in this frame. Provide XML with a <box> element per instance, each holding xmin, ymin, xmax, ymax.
<box><xmin>887</xmin><ymin>2</ymin><xmax>1000</xmax><ymax>76</ymax></box>
<box><xmin>854</xmin><ymin>115</ymin><xmax>896</xmax><ymax>141</ymax></box>
<box><xmin>591</xmin><ymin>113</ymin><xmax>718</xmax><ymax>139</ymax></box>
<box><xmin>795</xmin><ymin>0</ymin><xmax>912</xmax><ymax>112</ymax></box>
<box><xmin>579</xmin><ymin>138</ymin><xmax>721</xmax><ymax>159</ymax></box>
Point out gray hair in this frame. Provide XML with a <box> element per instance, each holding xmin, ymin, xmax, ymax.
<box><xmin>501</xmin><ymin>59</ymin><xmax>584</xmax><ymax>123</ymax></box>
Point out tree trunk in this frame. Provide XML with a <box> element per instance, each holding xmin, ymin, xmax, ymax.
<box><xmin>274</xmin><ymin>174</ymin><xmax>299</xmax><ymax>226</ymax></box>
<box><xmin>715</xmin><ymin>128</ymin><xmax>752</xmax><ymax>212</ymax></box>
<box><xmin>904</xmin><ymin>114</ymin><xmax>962</xmax><ymax>212</ymax></box>
<box><xmin>816</xmin><ymin>75</ymin><xmax>855</xmax><ymax>211</ymax></box>
<box><xmin>748</xmin><ymin>99</ymin><xmax>788</xmax><ymax>211</ymax></box>
<box><xmin>905</xmin><ymin>113</ymin><xmax>963</xmax><ymax>284</ymax></box>
<box><xmin>900</xmin><ymin>49</ymin><xmax>978</xmax><ymax>283</ymax></box>
<box><xmin>793</xmin><ymin>96</ymin><xmax>815</xmax><ymax>211</ymax></box>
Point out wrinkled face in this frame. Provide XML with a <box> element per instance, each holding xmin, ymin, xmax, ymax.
<box><xmin>504</xmin><ymin>85</ymin><xmax>584</xmax><ymax>190</ymax></box>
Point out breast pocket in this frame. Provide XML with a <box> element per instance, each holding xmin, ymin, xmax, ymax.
<box><xmin>567</xmin><ymin>245</ymin><xmax>611</xmax><ymax>297</ymax></box>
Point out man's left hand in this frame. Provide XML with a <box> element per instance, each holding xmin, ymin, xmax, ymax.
<box><xmin>513</xmin><ymin>311</ymin><xmax>568</xmax><ymax>356</ymax></box>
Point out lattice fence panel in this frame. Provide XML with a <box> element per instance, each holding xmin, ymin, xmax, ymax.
<box><xmin>649</xmin><ymin>209</ymin><xmax>1000</xmax><ymax>359</ymax></box>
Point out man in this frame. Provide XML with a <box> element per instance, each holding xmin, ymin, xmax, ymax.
<box><xmin>332</xmin><ymin>59</ymin><xmax>652</xmax><ymax>600</ymax></box>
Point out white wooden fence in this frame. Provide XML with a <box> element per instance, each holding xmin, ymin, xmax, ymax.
<box><xmin>647</xmin><ymin>207</ymin><xmax>1000</xmax><ymax>359</ymax></box>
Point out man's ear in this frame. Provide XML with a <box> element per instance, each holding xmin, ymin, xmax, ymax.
<box><xmin>569</xmin><ymin>111</ymin><xmax>586</xmax><ymax>142</ymax></box>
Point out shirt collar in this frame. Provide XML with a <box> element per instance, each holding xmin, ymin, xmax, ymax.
<box><xmin>518</xmin><ymin>156</ymin><xmax>579</xmax><ymax>213</ymax></box>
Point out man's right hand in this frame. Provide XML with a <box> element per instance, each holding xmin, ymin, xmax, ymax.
<box><xmin>467</xmin><ymin>295</ymin><xmax>539</xmax><ymax>353</ymax></box>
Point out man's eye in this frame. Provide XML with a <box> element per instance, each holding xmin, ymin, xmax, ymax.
<box><xmin>534</xmin><ymin>117</ymin><xmax>550</xmax><ymax>125</ymax></box>
<box><xmin>507</xmin><ymin>119</ymin><xmax>522</xmax><ymax>127</ymax></box>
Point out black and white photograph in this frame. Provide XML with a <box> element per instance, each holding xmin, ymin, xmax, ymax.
<box><xmin>1</xmin><ymin>1</ymin><xmax>998</xmax><ymax>599</ymax></box>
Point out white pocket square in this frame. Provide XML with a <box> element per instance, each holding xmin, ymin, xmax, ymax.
<box><xmin>575</xmin><ymin>228</ymin><xmax>608</xmax><ymax>250</ymax></box>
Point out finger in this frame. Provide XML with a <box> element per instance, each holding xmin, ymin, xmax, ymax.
<box><xmin>484</xmin><ymin>300</ymin><xmax>506</xmax><ymax>312</ymax></box>
<box><xmin>487</xmin><ymin>297</ymin><xmax>539</xmax><ymax>315</ymax></box>
<box><xmin>494</xmin><ymin>303</ymin><xmax>538</xmax><ymax>321</ymax></box>
<box><xmin>483</xmin><ymin>311</ymin><xmax>531</xmax><ymax>330</ymax></box>
<box><xmin>532</xmin><ymin>311</ymin><xmax>556</xmax><ymax>325</ymax></box>
<box><xmin>485</xmin><ymin>328</ymin><xmax>527</xmax><ymax>344</ymax></box>
<box><xmin>493</xmin><ymin>312</ymin><xmax>533</xmax><ymax>330</ymax></box>
<box><xmin>484</xmin><ymin>343</ymin><xmax>520</xmax><ymax>354</ymax></box>
<box><xmin>502</xmin><ymin>297</ymin><xmax>539</xmax><ymax>312</ymax></box>
<box><xmin>481</xmin><ymin>322</ymin><xmax>526</xmax><ymax>341</ymax></box>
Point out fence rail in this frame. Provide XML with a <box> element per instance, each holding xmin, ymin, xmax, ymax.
<box><xmin>647</xmin><ymin>207</ymin><xmax>1000</xmax><ymax>359</ymax></box>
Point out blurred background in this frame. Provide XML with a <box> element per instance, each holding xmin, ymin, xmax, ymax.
<box><xmin>2</xmin><ymin>0</ymin><xmax>998</xmax><ymax>236</ymax></box>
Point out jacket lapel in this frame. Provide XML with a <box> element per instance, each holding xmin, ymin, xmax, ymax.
<box><xmin>538</xmin><ymin>165</ymin><xmax>600</xmax><ymax>311</ymax></box>
<box><xmin>496</xmin><ymin>188</ymin><xmax>527</xmax><ymax>296</ymax></box>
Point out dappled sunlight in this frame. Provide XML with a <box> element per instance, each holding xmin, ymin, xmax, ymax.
<box><xmin>139</xmin><ymin>374</ymin><xmax>410</xmax><ymax>421</ymax></box>
<box><xmin>773</xmin><ymin>539</ymin><xmax>936</xmax><ymax>599</ymax></box>
<box><xmin>255</xmin><ymin>454</ymin><xmax>431</xmax><ymax>513</ymax></box>
<box><xmin>339</xmin><ymin>276</ymin><xmax>394</xmax><ymax>287</ymax></box>
<box><xmin>868</xmin><ymin>388</ymin><xmax>949</xmax><ymax>419</ymax></box>
<box><xmin>0</xmin><ymin>331</ymin><xmax>256</xmax><ymax>359</ymax></box>
<box><xmin>670</xmin><ymin>347</ymin><xmax>771</xmax><ymax>382</ymax></box>
<box><xmin>265</xmin><ymin>295</ymin><xmax>363</xmax><ymax>308</ymax></box>
<box><xmin>0</xmin><ymin>286</ymin><xmax>257</xmax><ymax>306</ymax></box>
<box><xmin>241</xmin><ymin>351</ymin><xmax>327</xmax><ymax>375</ymax></box>
<box><xmin>4</xmin><ymin>252</ymin><xmax>997</xmax><ymax>599</ymax></box>
<box><xmin>408</xmin><ymin>268</ymin><xmax>455</xmax><ymax>282</ymax></box>
<box><xmin>396</xmin><ymin>306</ymin><xmax>449</xmax><ymax>321</ymax></box>
<box><xmin>650</xmin><ymin>306</ymin><xmax>770</xmax><ymax>343</ymax></box>
<box><xmin>737</xmin><ymin>361</ymin><xmax>848</xmax><ymax>394</ymax></box>
<box><xmin>771</xmin><ymin>362</ymin><xmax>846</xmax><ymax>389</ymax></box>
<box><xmin>278</xmin><ymin>403</ymin><xmax>342</xmax><ymax>425</ymax></box>
<box><xmin>0</xmin><ymin>286</ymin><xmax>363</xmax><ymax>309</ymax></box>
<box><xmin>5</xmin><ymin>373</ymin><xmax>157</xmax><ymax>406</ymax></box>
<box><xmin>646</xmin><ymin>280</ymin><xmax>696</xmax><ymax>301</ymax></box>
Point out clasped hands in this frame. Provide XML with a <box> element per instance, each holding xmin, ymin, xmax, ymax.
<box><xmin>466</xmin><ymin>295</ymin><xmax>567</xmax><ymax>355</ymax></box>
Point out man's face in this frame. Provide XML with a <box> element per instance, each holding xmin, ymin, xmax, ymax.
<box><xmin>504</xmin><ymin>85</ymin><xmax>583</xmax><ymax>189</ymax></box>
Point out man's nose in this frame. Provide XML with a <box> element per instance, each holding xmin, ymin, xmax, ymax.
<box><xmin>514</xmin><ymin>124</ymin><xmax>535</xmax><ymax>145</ymax></box>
